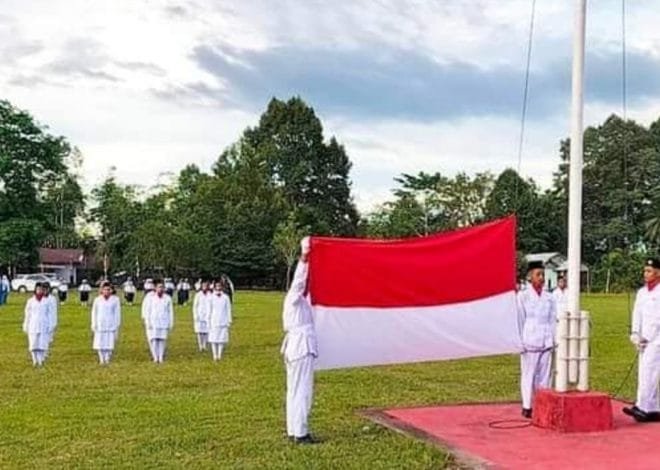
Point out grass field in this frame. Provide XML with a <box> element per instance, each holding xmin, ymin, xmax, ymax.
<box><xmin>0</xmin><ymin>291</ymin><xmax>639</xmax><ymax>469</ymax></box>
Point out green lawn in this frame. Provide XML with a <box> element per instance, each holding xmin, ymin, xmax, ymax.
<box><xmin>0</xmin><ymin>291</ymin><xmax>638</xmax><ymax>469</ymax></box>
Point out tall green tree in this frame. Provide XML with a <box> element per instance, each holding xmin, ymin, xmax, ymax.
<box><xmin>484</xmin><ymin>169</ymin><xmax>553</xmax><ymax>253</ymax></box>
<box><xmin>0</xmin><ymin>100</ymin><xmax>80</xmax><ymax>270</ymax></box>
<box><xmin>244</xmin><ymin>97</ymin><xmax>359</xmax><ymax>235</ymax></box>
<box><xmin>207</xmin><ymin>140</ymin><xmax>287</xmax><ymax>283</ymax></box>
<box><xmin>553</xmin><ymin>115</ymin><xmax>660</xmax><ymax>264</ymax></box>
<box><xmin>90</xmin><ymin>173</ymin><xmax>143</xmax><ymax>272</ymax></box>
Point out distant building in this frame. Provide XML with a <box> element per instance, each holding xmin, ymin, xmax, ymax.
<box><xmin>38</xmin><ymin>248</ymin><xmax>86</xmax><ymax>284</ymax></box>
<box><xmin>525</xmin><ymin>252</ymin><xmax>589</xmax><ymax>290</ymax></box>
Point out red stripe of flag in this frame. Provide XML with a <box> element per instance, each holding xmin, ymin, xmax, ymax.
<box><xmin>309</xmin><ymin>216</ymin><xmax>517</xmax><ymax>308</ymax></box>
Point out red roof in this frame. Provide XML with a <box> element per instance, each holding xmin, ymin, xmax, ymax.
<box><xmin>39</xmin><ymin>248</ymin><xmax>85</xmax><ymax>265</ymax></box>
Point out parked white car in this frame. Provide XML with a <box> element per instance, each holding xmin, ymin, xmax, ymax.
<box><xmin>11</xmin><ymin>274</ymin><xmax>62</xmax><ymax>293</ymax></box>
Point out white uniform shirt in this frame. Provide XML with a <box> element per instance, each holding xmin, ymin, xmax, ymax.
<box><xmin>79</xmin><ymin>283</ymin><xmax>92</xmax><ymax>292</ymax></box>
<box><xmin>552</xmin><ymin>287</ymin><xmax>569</xmax><ymax>316</ymax></box>
<box><xmin>124</xmin><ymin>282</ymin><xmax>136</xmax><ymax>294</ymax></box>
<box><xmin>209</xmin><ymin>293</ymin><xmax>232</xmax><ymax>329</ymax></box>
<box><xmin>281</xmin><ymin>260</ymin><xmax>318</xmax><ymax>362</ymax></box>
<box><xmin>193</xmin><ymin>291</ymin><xmax>213</xmax><ymax>325</ymax></box>
<box><xmin>46</xmin><ymin>294</ymin><xmax>58</xmax><ymax>333</ymax></box>
<box><xmin>631</xmin><ymin>284</ymin><xmax>660</xmax><ymax>344</ymax></box>
<box><xmin>517</xmin><ymin>283</ymin><xmax>557</xmax><ymax>351</ymax></box>
<box><xmin>143</xmin><ymin>293</ymin><xmax>174</xmax><ymax>330</ymax></box>
<box><xmin>58</xmin><ymin>284</ymin><xmax>68</xmax><ymax>293</ymax></box>
<box><xmin>23</xmin><ymin>296</ymin><xmax>51</xmax><ymax>333</ymax></box>
<box><xmin>91</xmin><ymin>295</ymin><xmax>121</xmax><ymax>332</ymax></box>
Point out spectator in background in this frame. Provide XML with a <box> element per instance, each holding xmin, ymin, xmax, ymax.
<box><xmin>176</xmin><ymin>279</ymin><xmax>186</xmax><ymax>306</ymax></box>
<box><xmin>58</xmin><ymin>282</ymin><xmax>69</xmax><ymax>303</ymax></box>
<box><xmin>164</xmin><ymin>278</ymin><xmax>175</xmax><ymax>298</ymax></box>
<box><xmin>123</xmin><ymin>278</ymin><xmax>136</xmax><ymax>305</ymax></box>
<box><xmin>0</xmin><ymin>274</ymin><xmax>9</xmax><ymax>305</ymax></box>
<box><xmin>79</xmin><ymin>279</ymin><xmax>92</xmax><ymax>306</ymax></box>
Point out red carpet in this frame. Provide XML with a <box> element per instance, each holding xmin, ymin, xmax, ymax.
<box><xmin>368</xmin><ymin>400</ymin><xmax>659</xmax><ymax>469</ymax></box>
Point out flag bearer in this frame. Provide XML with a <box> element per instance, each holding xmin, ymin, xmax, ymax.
<box><xmin>142</xmin><ymin>279</ymin><xmax>174</xmax><ymax>363</ymax></box>
<box><xmin>208</xmin><ymin>280</ymin><xmax>232</xmax><ymax>361</ymax></box>
<box><xmin>23</xmin><ymin>282</ymin><xmax>51</xmax><ymax>367</ymax></box>
<box><xmin>91</xmin><ymin>281</ymin><xmax>121</xmax><ymax>365</ymax></box>
<box><xmin>192</xmin><ymin>279</ymin><xmax>212</xmax><ymax>352</ymax></box>
<box><xmin>517</xmin><ymin>260</ymin><xmax>557</xmax><ymax>419</ymax></box>
<box><xmin>624</xmin><ymin>258</ymin><xmax>660</xmax><ymax>422</ymax></box>
<box><xmin>281</xmin><ymin>237</ymin><xmax>318</xmax><ymax>444</ymax></box>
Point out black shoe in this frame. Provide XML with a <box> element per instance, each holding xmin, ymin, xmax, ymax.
<box><xmin>293</xmin><ymin>434</ymin><xmax>319</xmax><ymax>445</ymax></box>
<box><xmin>647</xmin><ymin>412</ymin><xmax>660</xmax><ymax>422</ymax></box>
<box><xmin>623</xmin><ymin>406</ymin><xmax>651</xmax><ymax>422</ymax></box>
<box><xmin>521</xmin><ymin>408</ymin><xmax>532</xmax><ymax>419</ymax></box>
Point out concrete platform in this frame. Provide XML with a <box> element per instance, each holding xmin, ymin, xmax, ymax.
<box><xmin>365</xmin><ymin>400</ymin><xmax>659</xmax><ymax>469</ymax></box>
<box><xmin>533</xmin><ymin>389</ymin><xmax>613</xmax><ymax>432</ymax></box>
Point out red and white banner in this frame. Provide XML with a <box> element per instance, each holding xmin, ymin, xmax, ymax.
<box><xmin>309</xmin><ymin>216</ymin><xmax>522</xmax><ymax>370</ymax></box>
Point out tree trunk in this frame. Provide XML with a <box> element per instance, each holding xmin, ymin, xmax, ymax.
<box><xmin>285</xmin><ymin>263</ymin><xmax>292</xmax><ymax>291</ymax></box>
<box><xmin>605</xmin><ymin>268</ymin><xmax>611</xmax><ymax>294</ymax></box>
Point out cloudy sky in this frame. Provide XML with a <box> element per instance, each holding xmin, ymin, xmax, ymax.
<box><xmin>1</xmin><ymin>0</ymin><xmax>659</xmax><ymax>211</ymax></box>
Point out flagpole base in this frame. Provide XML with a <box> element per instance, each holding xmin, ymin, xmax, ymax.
<box><xmin>532</xmin><ymin>389</ymin><xmax>613</xmax><ymax>432</ymax></box>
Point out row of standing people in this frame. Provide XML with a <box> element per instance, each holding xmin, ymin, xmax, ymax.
<box><xmin>76</xmin><ymin>276</ymin><xmax>234</xmax><ymax>307</ymax></box>
<box><xmin>23</xmin><ymin>279</ymin><xmax>232</xmax><ymax>366</ymax></box>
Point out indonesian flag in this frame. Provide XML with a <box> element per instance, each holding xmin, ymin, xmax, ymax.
<box><xmin>309</xmin><ymin>216</ymin><xmax>522</xmax><ymax>370</ymax></box>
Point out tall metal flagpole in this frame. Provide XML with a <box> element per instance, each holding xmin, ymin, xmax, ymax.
<box><xmin>556</xmin><ymin>0</ymin><xmax>587</xmax><ymax>393</ymax></box>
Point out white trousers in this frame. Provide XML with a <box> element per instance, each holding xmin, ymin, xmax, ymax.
<box><xmin>520</xmin><ymin>350</ymin><xmax>552</xmax><ymax>409</ymax></box>
<box><xmin>286</xmin><ymin>355</ymin><xmax>315</xmax><ymax>438</ymax></box>
<box><xmin>197</xmin><ymin>333</ymin><xmax>208</xmax><ymax>351</ymax></box>
<box><xmin>211</xmin><ymin>343</ymin><xmax>224</xmax><ymax>361</ymax></box>
<box><xmin>636</xmin><ymin>343</ymin><xmax>660</xmax><ymax>412</ymax></box>
<box><xmin>150</xmin><ymin>339</ymin><xmax>166</xmax><ymax>363</ymax></box>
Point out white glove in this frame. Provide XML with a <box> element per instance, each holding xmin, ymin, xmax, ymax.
<box><xmin>300</xmin><ymin>236</ymin><xmax>311</xmax><ymax>255</ymax></box>
<box><xmin>630</xmin><ymin>333</ymin><xmax>641</xmax><ymax>345</ymax></box>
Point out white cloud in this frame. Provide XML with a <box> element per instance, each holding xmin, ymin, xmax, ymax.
<box><xmin>1</xmin><ymin>0</ymin><xmax>660</xmax><ymax>214</ymax></box>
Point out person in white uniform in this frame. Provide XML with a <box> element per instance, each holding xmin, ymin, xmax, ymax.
<box><xmin>143</xmin><ymin>278</ymin><xmax>154</xmax><ymax>296</ymax></box>
<box><xmin>518</xmin><ymin>260</ymin><xmax>557</xmax><ymax>419</ymax></box>
<box><xmin>91</xmin><ymin>281</ymin><xmax>122</xmax><ymax>365</ymax></box>
<box><xmin>192</xmin><ymin>279</ymin><xmax>212</xmax><ymax>352</ymax></box>
<box><xmin>43</xmin><ymin>282</ymin><xmax>58</xmax><ymax>360</ymax></box>
<box><xmin>142</xmin><ymin>279</ymin><xmax>174</xmax><ymax>363</ymax></box>
<box><xmin>552</xmin><ymin>273</ymin><xmax>569</xmax><ymax>317</ymax></box>
<box><xmin>23</xmin><ymin>283</ymin><xmax>51</xmax><ymax>367</ymax></box>
<box><xmin>58</xmin><ymin>282</ymin><xmax>69</xmax><ymax>303</ymax></box>
<box><xmin>624</xmin><ymin>257</ymin><xmax>660</xmax><ymax>422</ymax></box>
<box><xmin>79</xmin><ymin>279</ymin><xmax>92</xmax><ymax>306</ymax></box>
<box><xmin>123</xmin><ymin>278</ymin><xmax>136</xmax><ymax>305</ymax></box>
<box><xmin>281</xmin><ymin>237</ymin><xmax>318</xmax><ymax>444</ymax></box>
<box><xmin>208</xmin><ymin>280</ymin><xmax>232</xmax><ymax>361</ymax></box>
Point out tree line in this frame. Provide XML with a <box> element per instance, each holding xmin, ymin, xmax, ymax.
<box><xmin>1</xmin><ymin>97</ymin><xmax>659</xmax><ymax>290</ymax></box>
